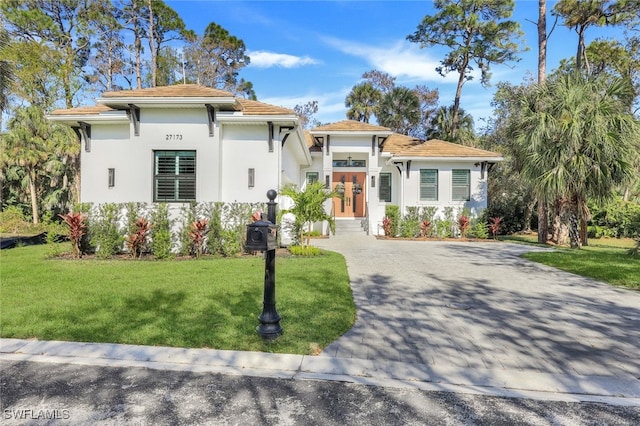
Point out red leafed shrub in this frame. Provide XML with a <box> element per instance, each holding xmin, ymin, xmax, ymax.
<box><xmin>59</xmin><ymin>212</ymin><xmax>87</xmax><ymax>258</ymax></box>
<box><xmin>420</xmin><ymin>220</ymin><xmax>432</xmax><ymax>238</ymax></box>
<box><xmin>457</xmin><ymin>214</ymin><xmax>470</xmax><ymax>239</ymax></box>
<box><xmin>382</xmin><ymin>216</ymin><xmax>393</xmax><ymax>236</ymax></box>
<box><xmin>489</xmin><ymin>217</ymin><xmax>503</xmax><ymax>239</ymax></box>
<box><xmin>189</xmin><ymin>218</ymin><xmax>209</xmax><ymax>258</ymax></box>
<box><xmin>125</xmin><ymin>217</ymin><xmax>152</xmax><ymax>259</ymax></box>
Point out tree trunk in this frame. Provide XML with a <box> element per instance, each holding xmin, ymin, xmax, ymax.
<box><xmin>580</xmin><ymin>218</ymin><xmax>588</xmax><ymax>247</ymax></box>
<box><xmin>537</xmin><ymin>198</ymin><xmax>548</xmax><ymax>243</ymax></box>
<box><xmin>132</xmin><ymin>0</ymin><xmax>142</xmax><ymax>89</ymax></box>
<box><xmin>579</xmin><ymin>198</ymin><xmax>589</xmax><ymax>246</ymax></box>
<box><xmin>537</xmin><ymin>0</ymin><xmax>547</xmax><ymax>85</ymax></box>
<box><xmin>147</xmin><ymin>0</ymin><xmax>157</xmax><ymax>87</ymax></box>
<box><xmin>28</xmin><ymin>169</ymin><xmax>39</xmax><ymax>225</ymax></box>
<box><xmin>554</xmin><ymin>199</ymin><xmax>569</xmax><ymax>246</ymax></box>
<box><xmin>451</xmin><ymin>60</ymin><xmax>467</xmax><ymax>142</ymax></box>
<box><xmin>568</xmin><ymin>198</ymin><xmax>581</xmax><ymax>249</ymax></box>
<box><xmin>523</xmin><ymin>198</ymin><xmax>535</xmax><ymax>233</ymax></box>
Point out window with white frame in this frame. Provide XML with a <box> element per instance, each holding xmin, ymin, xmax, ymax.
<box><xmin>452</xmin><ymin>169</ymin><xmax>470</xmax><ymax>201</ymax></box>
<box><xmin>306</xmin><ymin>171</ymin><xmax>319</xmax><ymax>185</ymax></box>
<box><xmin>420</xmin><ymin>169</ymin><xmax>438</xmax><ymax>201</ymax></box>
<box><xmin>154</xmin><ymin>150</ymin><xmax>196</xmax><ymax>202</ymax></box>
<box><xmin>379</xmin><ymin>173</ymin><xmax>392</xmax><ymax>202</ymax></box>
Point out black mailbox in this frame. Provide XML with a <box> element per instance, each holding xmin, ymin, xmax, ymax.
<box><xmin>246</xmin><ymin>220</ymin><xmax>277</xmax><ymax>251</ymax></box>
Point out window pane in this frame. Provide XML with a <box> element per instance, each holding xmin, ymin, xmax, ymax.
<box><xmin>379</xmin><ymin>173</ymin><xmax>391</xmax><ymax>202</ymax></box>
<box><xmin>306</xmin><ymin>172</ymin><xmax>319</xmax><ymax>184</ymax></box>
<box><xmin>178</xmin><ymin>156</ymin><xmax>196</xmax><ymax>175</ymax></box>
<box><xmin>452</xmin><ymin>169</ymin><xmax>470</xmax><ymax>201</ymax></box>
<box><xmin>420</xmin><ymin>169</ymin><xmax>438</xmax><ymax>201</ymax></box>
<box><xmin>156</xmin><ymin>156</ymin><xmax>176</xmax><ymax>175</ymax></box>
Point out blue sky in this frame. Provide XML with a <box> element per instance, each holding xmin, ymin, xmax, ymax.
<box><xmin>168</xmin><ymin>1</ymin><xmax>625</xmax><ymax>128</ymax></box>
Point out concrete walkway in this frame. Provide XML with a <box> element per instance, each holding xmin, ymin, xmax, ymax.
<box><xmin>2</xmin><ymin>234</ymin><xmax>640</xmax><ymax>406</ymax></box>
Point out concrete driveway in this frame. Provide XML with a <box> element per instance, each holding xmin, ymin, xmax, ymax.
<box><xmin>312</xmin><ymin>234</ymin><xmax>640</xmax><ymax>397</ymax></box>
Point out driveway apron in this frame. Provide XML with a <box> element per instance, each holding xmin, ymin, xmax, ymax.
<box><xmin>312</xmin><ymin>234</ymin><xmax>640</xmax><ymax>393</ymax></box>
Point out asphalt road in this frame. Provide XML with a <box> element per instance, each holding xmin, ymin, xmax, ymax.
<box><xmin>2</xmin><ymin>360</ymin><xmax>640</xmax><ymax>425</ymax></box>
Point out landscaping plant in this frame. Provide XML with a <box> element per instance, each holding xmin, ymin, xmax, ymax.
<box><xmin>58</xmin><ymin>212</ymin><xmax>87</xmax><ymax>258</ymax></box>
<box><xmin>91</xmin><ymin>203</ymin><xmax>123</xmax><ymax>258</ymax></box>
<box><xmin>382</xmin><ymin>216</ymin><xmax>393</xmax><ymax>236</ymax></box>
<box><xmin>189</xmin><ymin>218</ymin><xmax>209</xmax><ymax>258</ymax></box>
<box><xmin>124</xmin><ymin>217</ymin><xmax>151</xmax><ymax>258</ymax></box>
<box><xmin>489</xmin><ymin>217</ymin><xmax>503</xmax><ymax>239</ymax></box>
<box><xmin>457</xmin><ymin>213</ymin><xmax>470</xmax><ymax>238</ymax></box>
<box><xmin>420</xmin><ymin>219</ymin><xmax>432</xmax><ymax>237</ymax></box>
<box><xmin>385</xmin><ymin>204</ymin><xmax>401</xmax><ymax>237</ymax></box>
<box><xmin>150</xmin><ymin>203</ymin><xmax>173</xmax><ymax>259</ymax></box>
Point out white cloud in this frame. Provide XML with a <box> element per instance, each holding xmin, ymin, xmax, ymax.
<box><xmin>321</xmin><ymin>36</ymin><xmax>480</xmax><ymax>84</ymax></box>
<box><xmin>248</xmin><ymin>50</ymin><xmax>320</xmax><ymax>68</ymax></box>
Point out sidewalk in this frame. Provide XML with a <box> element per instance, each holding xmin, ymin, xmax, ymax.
<box><xmin>1</xmin><ymin>335</ymin><xmax>639</xmax><ymax>407</ymax></box>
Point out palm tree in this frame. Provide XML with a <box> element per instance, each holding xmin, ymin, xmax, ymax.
<box><xmin>2</xmin><ymin>106</ymin><xmax>77</xmax><ymax>223</ymax></box>
<box><xmin>280</xmin><ymin>181</ymin><xmax>337</xmax><ymax>246</ymax></box>
<box><xmin>0</xmin><ymin>23</ymin><xmax>13</xmax><ymax>125</ymax></box>
<box><xmin>345</xmin><ymin>82</ymin><xmax>381</xmax><ymax>123</ymax></box>
<box><xmin>427</xmin><ymin>105</ymin><xmax>476</xmax><ymax>145</ymax></box>
<box><xmin>516</xmin><ymin>72</ymin><xmax>640</xmax><ymax>248</ymax></box>
<box><xmin>376</xmin><ymin>87</ymin><xmax>420</xmax><ymax>135</ymax></box>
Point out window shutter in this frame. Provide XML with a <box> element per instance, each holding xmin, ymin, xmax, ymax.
<box><xmin>452</xmin><ymin>169</ymin><xmax>470</xmax><ymax>201</ymax></box>
<box><xmin>154</xmin><ymin>151</ymin><xmax>196</xmax><ymax>202</ymax></box>
<box><xmin>379</xmin><ymin>173</ymin><xmax>391</xmax><ymax>202</ymax></box>
<box><xmin>420</xmin><ymin>169</ymin><xmax>438</xmax><ymax>201</ymax></box>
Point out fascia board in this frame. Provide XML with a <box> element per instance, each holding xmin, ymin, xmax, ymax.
<box><xmin>294</xmin><ymin>125</ymin><xmax>312</xmax><ymax>166</ymax></box>
<box><xmin>388</xmin><ymin>156</ymin><xmax>504</xmax><ymax>163</ymax></box>
<box><xmin>217</xmin><ymin>114</ymin><xmax>299</xmax><ymax>123</ymax></box>
<box><xmin>96</xmin><ymin>97</ymin><xmax>239</xmax><ymax>108</ymax></box>
<box><xmin>309</xmin><ymin>130</ymin><xmax>393</xmax><ymax>137</ymax></box>
<box><xmin>47</xmin><ymin>114</ymin><xmax>129</xmax><ymax>125</ymax></box>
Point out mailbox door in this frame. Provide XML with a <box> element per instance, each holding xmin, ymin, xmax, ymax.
<box><xmin>246</xmin><ymin>226</ymin><xmax>267</xmax><ymax>251</ymax></box>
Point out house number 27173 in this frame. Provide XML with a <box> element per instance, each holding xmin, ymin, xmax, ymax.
<box><xmin>165</xmin><ymin>134</ymin><xmax>183</xmax><ymax>140</ymax></box>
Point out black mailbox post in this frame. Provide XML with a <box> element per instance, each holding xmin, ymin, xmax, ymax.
<box><xmin>248</xmin><ymin>189</ymin><xmax>282</xmax><ymax>339</ymax></box>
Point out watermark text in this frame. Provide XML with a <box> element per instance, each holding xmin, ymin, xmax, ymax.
<box><xmin>3</xmin><ymin>408</ymin><xmax>71</xmax><ymax>420</ymax></box>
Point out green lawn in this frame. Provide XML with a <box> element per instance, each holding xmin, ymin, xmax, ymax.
<box><xmin>0</xmin><ymin>244</ymin><xmax>356</xmax><ymax>354</ymax></box>
<box><xmin>502</xmin><ymin>236</ymin><xmax>640</xmax><ymax>289</ymax></box>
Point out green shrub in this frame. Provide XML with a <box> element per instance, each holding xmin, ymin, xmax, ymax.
<box><xmin>178</xmin><ymin>202</ymin><xmax>199</xmax><ymax>256</ymax></box>
<box><xmin>589</xmin><ymin>199</ymin><xmax>640</xmax><ymax>238</ymax></box>
<box><xmin>91</xmin><ymin>203</ymin><xmax>123</xmax><ymax>258</ymax></box>
<box><xmin>434</xmin><ymin>218</ymin><xmax>453</xmax><ymax>238</ymax></box>
<box><xmin>385</xmin><ymin>205</ymin><xmax>400</xmax><ymax>237</ymax></box>
<box><xmin>150</xmin><ymin>203</ymin><xmax>173</xmax><ymax>259</ymax></box>
<box><xmin>204</xmin><ymin>202</ymin><xmax>222</xmax><ymax>255</ymax></box>
<box><xmin>400</xmin><ymin>206</ymin><xmax>421</xmax><ymax>238</ymax></box>
<box><xmin>468</xmin><ymin>221</ymin><xmax>489</xmax><ymax>239</ymax></box>
<box><xmin>0</xmin><ymin>206</ymin><xmax>35</xmax><ymax>234</ymax></box>
<box><xmin>289</xmin><ymin>245</ymin><xmax>321</xmax><ymax>256</ymax></box>
<box><xmin>220</xmin><ymin>228</ymin><xmax>242</xmax><ymax>257</ymax></box>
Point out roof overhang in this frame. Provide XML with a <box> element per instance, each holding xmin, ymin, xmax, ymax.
<box><xmin>47</xmin><ymin>111</ymin><xmax>129</xmax><ymax>126</ymax></box>
<box><xmin>216</xmin><ymin>113</ymin><xmax>300</xmax><ymax>124</ymax></box>
<box><xmin>386</xmin><ymin>156</ymin><xmax>504</xmax><ymax>165</ymax></box>
<box><xmin>292</xmin><ymin>125</ymin><xmax>312</xmax><ymax>166</ymax></box>
<box><xmin>309</xmin><ymin>130</ymin><xmax>393</xmax><ymax>137</ymax></box>
<box><xmin>96</xmin><ymin>96</ymin><xmax>240</xmax><ymax>110</ymax></box>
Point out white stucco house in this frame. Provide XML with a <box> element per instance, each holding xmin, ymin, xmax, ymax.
<box><xmin>49</xmin><ymin>84</ymin><xmax>503</xmax><ymax>237</ymax></box>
